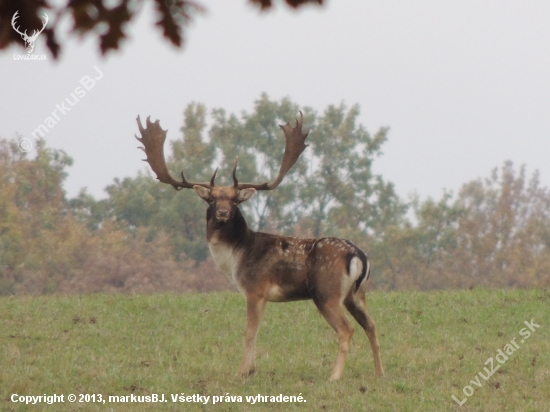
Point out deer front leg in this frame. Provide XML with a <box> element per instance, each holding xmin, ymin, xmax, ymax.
<box><xmin>237</xmin><ymin>295</ymin><xmax>267</xmax><ymax>377</ymax></box>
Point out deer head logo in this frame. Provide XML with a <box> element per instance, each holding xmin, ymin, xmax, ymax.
<box><xmin>11</xmin><ymin>11</ymin><xmax>48</xmax><ymax>54</ymax></box>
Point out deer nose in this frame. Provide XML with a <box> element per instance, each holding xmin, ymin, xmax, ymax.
<box><xmin>217</xmin><ymin>208</ymin><xmax>229</xmax><ymax>217</ymax></box>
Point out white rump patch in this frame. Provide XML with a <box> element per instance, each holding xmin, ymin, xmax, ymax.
<box><xmin>340</xmin><ymin>256</ymin><xmax>363</xmax><ymax>299</ymax></box>
<box><xmin>348</xmin><ymin>256</ymin><xmax>363</xmax><ymax>283</ymax></box>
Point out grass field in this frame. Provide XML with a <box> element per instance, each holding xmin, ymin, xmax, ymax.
<box><xmin>1</xmin><ymin>288</ymin><xmax>549</xmax><ymax>411</ymax></box>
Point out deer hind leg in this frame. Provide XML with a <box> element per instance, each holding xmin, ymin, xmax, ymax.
<box><xmin>238</xmin><ymin>295</ymin><xmax>267</xmax><ymax>377</ymax></box>
<box><xmin>344</xmin><ymin>294</ymin><xmax>384</xmax><ymax>377</ymax></box>
<box><xmin>314</xmin><ymin>296</ymin><xmax>355</xmax><ymax>381</ymax></box>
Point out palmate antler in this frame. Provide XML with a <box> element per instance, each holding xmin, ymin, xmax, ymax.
<box><xmin>135</xmin><ymin>112</ymin><xmax>309</xmax><ymax>191</ymax></box>
<box><xmin>135</xmin><ymin>115</ymin><xmax>212</xmax><ymax>190</ymax></box>
<box><xmin>234</xmin><ymin>112</ymin><xmax>309</xmax><ymax>190</ymax></box>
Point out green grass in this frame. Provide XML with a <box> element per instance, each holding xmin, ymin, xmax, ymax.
<box><xmin>1</xmin><ymin>289</ymin><xmax>549</xmax><ymax>411</ymax></box>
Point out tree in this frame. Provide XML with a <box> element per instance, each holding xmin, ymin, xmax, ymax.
<box><xmin>0</xmin><ymin>136</ymin><xmax>75</xmax><ymax>294</ymax></box>
<box><xmin>0</xmin><ymin>133</ymin><xmax>229</xmax><ymax>295</ymax></box>
<box><xmin>0</xmin><ymin>0</ymin><xmax>323</xmax><ymax>59</ymax></box>
<box><xmin>374</xmin><ymin>161</ymin><xmax>550</xmax><ymax>290</ymax></box>
<box><xmin>297</xmin><ymin>103</ymin><xmax>405</xmax><ymax>241</ymax></box>
<box><xmin>210</xmin><ymin>96</ymin><xmax>407</xmax><ymax>244</ymax></box>
<box><xmin>451</xmin><ymin>161</ymin><xmax>550</xmax><ymax>286</ymax></box>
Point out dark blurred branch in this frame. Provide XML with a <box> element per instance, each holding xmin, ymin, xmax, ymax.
<box><xmin>0</xmin><ymin>0</ymin><xmax>323</xmax><ymax>60</ymax></box>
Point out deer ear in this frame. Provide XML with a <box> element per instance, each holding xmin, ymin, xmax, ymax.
<box><xmin>193</xmin><ymin>185</ymin><xmax>211</xmax><ymax>202</ymax></box>
<box><xmin>236</xmin><ymin>188</ymin><xmax>256</xmax><ymax>203</ymax></box>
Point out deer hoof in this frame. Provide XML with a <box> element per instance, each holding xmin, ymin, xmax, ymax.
<box><xmin>236</xmin><ymin>368</ymin><xmax>255</xmax><ymax>378</ymax></box>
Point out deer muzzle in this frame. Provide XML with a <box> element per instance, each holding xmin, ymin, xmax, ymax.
<box><xmin>216</xmin><ymin>208</ymin><xmax>230</xmax><ymax>222</ymax></box>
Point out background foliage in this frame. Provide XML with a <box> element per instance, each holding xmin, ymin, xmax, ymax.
<box><xmin>1</xmin><ymin>95</ymin><xmax>549</xmax><ymax>295</ymax></box>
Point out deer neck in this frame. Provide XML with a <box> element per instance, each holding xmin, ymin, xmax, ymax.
<box><xmin>206</xmin><ymin>206</ymin><xmax>252</xmax><ymax>248</ymax></box>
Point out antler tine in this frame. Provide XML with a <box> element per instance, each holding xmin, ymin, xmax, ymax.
<box><xmin>11</xmin><ymin>11</ymin><xmax>26</xmax><ymax>37</ymax></box>
<box><xmin>232</xmin><ymin>157</ymin><xmax>239</xmax><ymax>188</ymax></box>
<box><xmin>210</xmin><ymin>168</ymin><xmax>218</xmax><ymax>187</ymax></box>
<box><xmin>35</xmin><ymin>13</ymin><xmax>48</xmax><ymax>37</ymax></box>
<box><xmin>237</xmin><ymin>111</ymin><xmax>309</xmax><ymax>191</ymax></box>
<box><xmin>135</xmin><ymin>115</ymin><xmax>211</xmax><ymax>190</ymax></box>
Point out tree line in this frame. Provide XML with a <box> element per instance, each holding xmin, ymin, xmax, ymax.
<box><xmin>1</xmin><ymin>94</ymin><xmax>549</xmax><ymax>295</ymax></box>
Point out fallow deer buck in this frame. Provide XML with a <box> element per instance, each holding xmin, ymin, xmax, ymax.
<box><xmin>135</xmin><ymin>113</ymin><xmax>384</xmax><ymax>381</ymax></box>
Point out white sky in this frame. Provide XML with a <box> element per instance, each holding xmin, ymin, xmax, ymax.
<box><xmin>1</xmin><ymin>0</ymin><xmax>549</xmax><ymax>202</ymax></box>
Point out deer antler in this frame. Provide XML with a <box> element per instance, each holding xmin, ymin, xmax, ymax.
<box><xmin>11</xmin><ymin>11</ymin><xmax>27</xmax><ymax>38</ymax></box>
<box><xmin>135</xmin><ymin>115</ymin><xmax>212</xmax><ymax>190</ymax></box>
<box><xmin>136</xmin><ymin>113</ymin><xmax>308</xmax><ymax>191</ymax></box>
<box><xmin>11</xmin><ymin>11</ymin><xmax>48</xmax><ymax>40</ymax></box>
<box><xmin>31</xmin><ymin>13</ymin><xmax>49</xmax><ymax>40</ymax></box>
<box><xmin>235</xmin><ymin>111</ymin><xmax>309</xmax><ymax>190</ymax></box>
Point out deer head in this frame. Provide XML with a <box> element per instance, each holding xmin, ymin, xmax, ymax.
<box><xmin>135</xmin><ymin>113</ymin><xmax>309</xmax><ymax>222</ymax></box>
<box><xmin>12</xmin><ymin>11</ymin><xmax>48</xmax><ymax>54</ymax></box>
<box><xmin>192</xmin><ymin>175</ymin><xmax>257</xmax><ymax>223</ymax></box>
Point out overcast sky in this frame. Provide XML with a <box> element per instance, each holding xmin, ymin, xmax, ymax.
<box><xmin>1</xmin><ymin>0</ymin><xmax>549</xmax><ymax>202</ymax></box>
